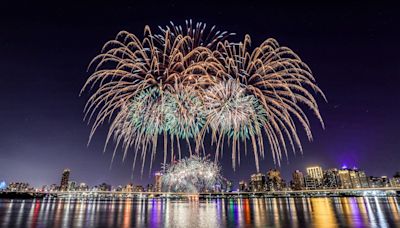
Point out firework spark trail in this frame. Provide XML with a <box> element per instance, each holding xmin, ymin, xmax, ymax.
<box><xmin>81</xmin><ymin>21</ymin><xmax>325</xmax><ymax>173</ymax></box>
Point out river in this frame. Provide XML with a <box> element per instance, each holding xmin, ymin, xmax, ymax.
<box><xmin>0</xmin><ymin>197</ymin><xmax>399</xmax><ymax>227</ymax></box>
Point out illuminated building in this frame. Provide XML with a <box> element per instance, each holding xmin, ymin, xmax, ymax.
<box><xmin>390</xmin><ymin>172</ymin><xmax>400</xmax><ymax>187</ymax></box>
<box><xmin>304</xmin><ymin>176</ymin><xmax>317</xmax><ymax>190</ymax></box>
<box><xmin>124</xmin><ymin>183</ymin><xmax>134</xmax><ymax>192</ymax></box>
<box><xmin>306</xmin><ymin>166</ymin><xmax>324</xmax><ymax>181</ymax></box>
<box><xmin>381</xmin><ymin>176</ymin><xmax>390</xmax><ymax>186</ymax></box>
<box><xmin>220</xmin><ymin>179</ymin><xmax>232</xmax><ymax>192</ymax></box>
<box><xmin>7</xmin><ymin>182</ymin><xmax>31</xmax><ymax>192</ymax></box>
<box><xmin>68</xmin><ymin>181</ymin><xmax>76</xmax><ymax>191</ymax></box>
<box><xmin>154</xmin><ymin>172</ymin><xmax>163</xmax><ymax>192</ymax></box>
<box><xmin>99</xmin><ymin>183</ymin><xmax>111</xmax><ymax>191</ymax></box>
<box><xmin>49</xmin><ymin>184</ymin><xmax>58</xmax><ymax>191</ymax></box>
<box><xmin>369</xmin><ymin>176</ymin><xmax>390</xmax><ymax>188</ymax></box>
<box><xmin>78</xmin><ymin>183</ymin><xmax>89</xmax><ymax>191</ymax></box>
<box><xmin>41</xmin><ymin>185</ymin><xmax>49</xmax><ymax>192</ymax></box>
<box><xmin>239</xmin><ymin>181</ymin><xmax>248</xmax><ymax>192</ymax></box>
<box><xmin>322</xmin><ymin>168</ymin><xmax>339</xmax><ymax>189</ymax></box>
<box><xmin>349</xmin><ymin>170</ymin><xmax>361</xmax><ymax>188</ymax></box>
<box><xmin>338</xmin><ymin>167</ymin><xmax>369</xmax><ymax>189</ymax></box>
<box><xmin>250</xmin><ymin>173</ymin><xmax>266</xmax><ymax>192</ymax></box>
<box><xmin>60</xmin><ymin>169</ymin><xmax>70</xmax><ymax>191</ymax></box>
<box><xmin>338</xmin><ymin>169</ymin><xmax>352</xmax><ymax>189</ymax></box>
<box><xmin>134</xmin><ymin>185</ymin><xmax>144</xmax><ymax>192</ymax></box>
<box><xmin>147</xmin><ymin>184</ymin><xmax>154</xmax><ymax>192</ymax></box>
<box><xmin>292</xmin><ymin>170</ymin><xmax>305</xmax><ymax>190</ymax></box>
<box><xmin>358</xmin><ymin>170</ymin><xmax>369</xmax><ymax>188</ymax></box>
<box><xmin>266</xmin><ymin>169</ymin><xmax>283</xmax><ymax>191</ymax></box>
<box><xmin>114</xmin><ymin>185</ymin><xmax>123</xmax><ymax>192</ymax></box>
<box><xmin>0</xmin><ymin>181</ymin><xmax>6</xmax><ymax>190</ymax></box>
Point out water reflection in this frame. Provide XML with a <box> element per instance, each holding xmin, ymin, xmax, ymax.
<box><xmin>0</xmin><ymin>197</ymin><xmax>399</xmax><ymax>227</ymax></box>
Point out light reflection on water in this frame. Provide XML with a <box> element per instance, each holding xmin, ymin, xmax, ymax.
<box><xmin>0</xmin><ymin>197</ymin><xmax>399</xmax><ymax>227</ymax></box>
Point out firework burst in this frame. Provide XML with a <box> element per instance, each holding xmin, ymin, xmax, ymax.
<box><xmin>211</xmin><ymin>36</ymin><xmax>326</xmax><ymax>170</ymax></box>
<box><xmin>200</xmin><ymin>79</ymin><xmax>268</xmax><ymax>171</ymax></box>
<box><xmin>82</xmin><ymin>20</ymin><xmax>325</xmax><ymax>173</ymax></box>
<box><xmin>161</xmin><ymin>156</ymin><xmax>224</xmax><ymax>193</ymax></box>
<box><xmin>82</xmin><ymin>21</ymin><xmax>231</xmax><ymax>172</ymax></box>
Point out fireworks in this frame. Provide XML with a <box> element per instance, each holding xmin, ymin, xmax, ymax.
<box><xmin>161</xmin><ymin>156</ymin><xmax>224</xmax><ymax>193</ymax></box>
<box><xmin>82</xmin><ymin>20</ymin><xmax>325</xmax><ymax>173</ymax></box>
<box><xmin>201</xmin><ymin>79</ymin><xmax>268</xmax><ymax>171</ymax></box>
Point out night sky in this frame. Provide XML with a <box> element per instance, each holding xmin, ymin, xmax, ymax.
<box><xmin>1</xmin><ymin>1</ymin><xmax>399</xmax><ymax>188</ymax></box>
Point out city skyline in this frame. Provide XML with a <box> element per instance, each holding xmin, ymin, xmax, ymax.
<box><xmin>1</xmin><ymin>1</ymin><xmax>400</xmax><ymax>188</ymax></box>
<box><xmin>2</xmin><ymin>162</ymin><xmax>399</xmax><ymax>191</ymax></box>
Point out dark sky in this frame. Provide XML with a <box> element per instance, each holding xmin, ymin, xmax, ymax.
<box><xmin>1</xmin><ymin>1</ymin><xmax>399</xmax><ymax>188</ymax></box>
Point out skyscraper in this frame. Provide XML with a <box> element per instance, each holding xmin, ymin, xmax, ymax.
<box><xmin>154</xmin><ymin>172</ymin><xmax>163</xmax><ymax>192</ymax></box>
<box><xmin>292</xmin><ymin>170</ymin><xmax>305</xmax><ymax>190</ymax></box>
<box><xmin>60</xmin><ymin>169</ymin><xmax>70</xmax><ymax>191</ymax></box>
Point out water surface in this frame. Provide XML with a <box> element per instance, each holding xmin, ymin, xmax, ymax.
<box><xmin>0</xmin><ymin>197</ymin><xmax>399</xmax><ymax>227</ymax></box>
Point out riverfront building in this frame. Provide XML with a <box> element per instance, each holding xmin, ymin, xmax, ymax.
<box><xmin>250</xmin><ymin>173</ymin><xmax>266</xmax><ymax>192</ymax></box>
<box><xmin>292</xmin><ymin>170</ymin><xmax>305</xmax><ymax>190</ymax></box>
<box><xmin>154</xmin><ymin>172</ymin><xmax>163</xmax><ymax>192</ymax></box>
<box><xmin>60</xmin><ymin>169</ymin><xmax>70</xmax><ymax>191</ymax></box>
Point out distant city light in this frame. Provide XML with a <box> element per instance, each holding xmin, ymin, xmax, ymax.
<box><xmin>0</xmin><ymin>181</ymin><xmax>6</xmax><ymax>190</ymax></box>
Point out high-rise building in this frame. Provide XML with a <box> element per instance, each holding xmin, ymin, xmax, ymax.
<box><xmin>338</xmin><ymin>169</ymin><xmax>352</xmax><ymax>189</ymax></box>
<box><xmin>60</xmin><ymin>169</ymin><xmax>70</xmax><ymax>191</ymax></box>
<box><xmin>266</xmin><ymin>169</ymin><xmax>283</xmax><ymax>191</ymax></box>
<box><xmin>99</xmin><ymin>183</ymin><xmax>111</xmax><ymax>191</ymax></box>
<box><xmin>239</xmin><ymin>181</ymin><xmax>248</xmax><ymax>192</ymax></box>
<box><xmin>323</xmin><ymin>168</ymin><xmax>339</xmax><ymax>189</ymax></box>
<box><xmin>154</xmin><ymin>172</ymin><xmax>163</xmax><ymax>192</ymax></box>
<box><xmin>390</xmin><ymin>172</ymin><xmax>400</xmax><ymax>187</ymax></box>
<box><xmin>304</xmin><ymin>176</ymin><xmax>317</xmax><ymax>190</ymax></box>
<box><xmin>306</xmin><ymin>166</ymin><xmax>324</xmax><ymax>181</ymax></box>
<box><xmin>292</xmin><ymin>170</ymin><xmax>305</xmax><ymax>190</ymax></box>
<box><xmin>349</xmin><ymin>169</ymin><xmax>362</xmax><ymax>188</ymax></box>
<box><xmin>358</xmin><ymin>170</ymin><xmax>369</xmax><ymax>188</ymax></box>
<box><xmin>250</xmin><ymin>173</ymin><xmax>266</xmax><ymax>192</ymax></box>
<box><xmin>337</xmin><ymin>167</ymin><xmax>368</xmax><ymax>189</ymax></box>
<box><xmin>68</xmin><ymin>181</ymin><xmax>76</xmax><ymax>191</ymax></box>
<box><xmin>7</xmin><ymin>182</ymin><xmax>30</xmax><ymax>192</ymax></box>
